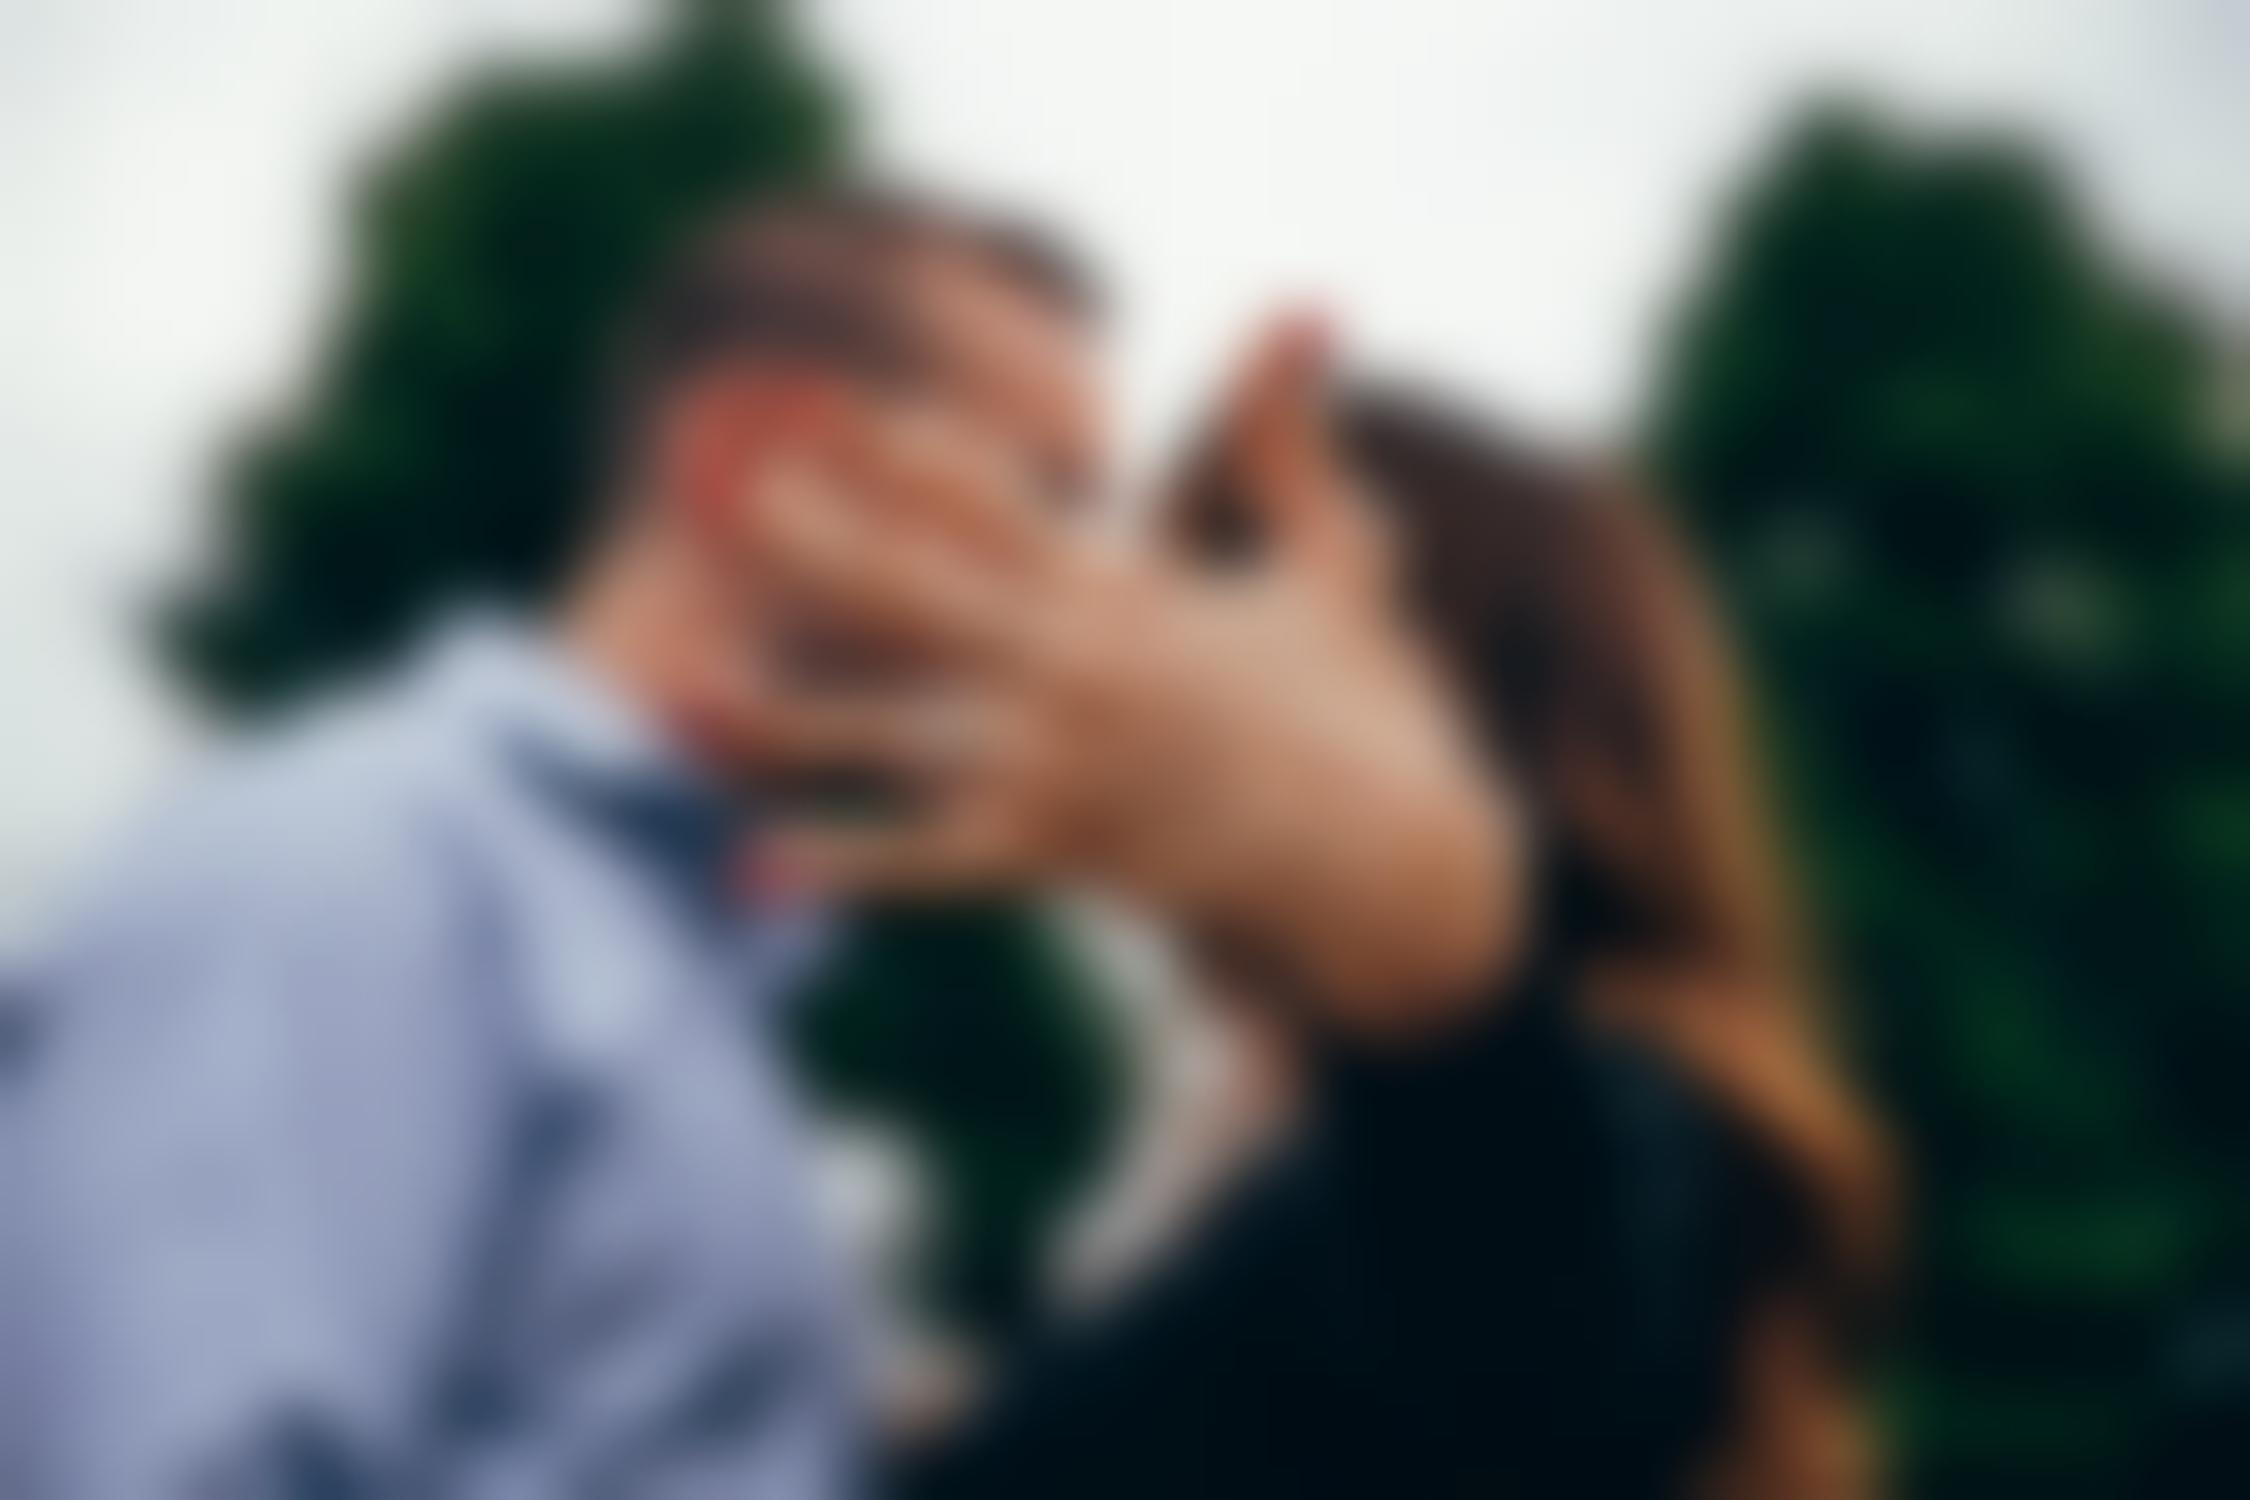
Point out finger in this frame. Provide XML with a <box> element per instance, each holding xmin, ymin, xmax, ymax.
<box><xmin>749</xmin><ymin>807</ymin><xmax>1022</xmax><ymax>899</ymax></box>
<box><xmin>1224</xmin><ymin>310</ymin><xmax>1343</xmax><ymax>542</ymax></box>
<box><xmin>727</xmin><ymin>685</ymin><xmax>1010</xmax><ymax>788</ymax></box>
<box><xmin>1220</xmin><ymin>310</ymin><xmax>1393</xmax><ymax>597</ymax></box>
<box><xmin>750</xmin><ymin>460</ymin><xmax>1028</xmax><ymax>668</ymax></box>
<box><xmin>831</xmin><ymin>402</ymin><xmax>1059</xmax><ymax>575</ymax></box>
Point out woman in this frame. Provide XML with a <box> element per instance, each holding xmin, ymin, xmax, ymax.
<box><xmin>897</xmin><ymin>375</ymin><xmax>1893</xmax><ymax>1499</ymax></box>
<box><xmin>1262</xmin><ymin>385</ymin><xmax>1894</xmax><ymax>1498</ymax></box>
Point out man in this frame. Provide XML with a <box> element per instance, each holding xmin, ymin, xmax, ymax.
<box><xmin>7</xmin><ymin>193</ymin><xmax>1108</xmax><ymax>1499</ymax></box>
<box><xmin>10</xmin><ymin>190</ymin><xmax>1518</xmax><ymax>1497</ymax></box>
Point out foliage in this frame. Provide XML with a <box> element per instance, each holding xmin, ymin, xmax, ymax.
<box><xmin>166</xmin><ymin>0</ymin><xmax>843</xmax><ymax>708</ymax></box>
<box><xmin>1645</xmin><ymin>102</ymin><xmax>2250</xmax><ymax>1497</ymax></box>
<box><xmin>792</xmin><ymin>900</ymin><xmax>1126</xmax><ymax>1337</ymax></box>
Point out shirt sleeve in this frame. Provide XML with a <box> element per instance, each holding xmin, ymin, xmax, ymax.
<box><xmin>12</xmin><ymin>792</ymin><xmax>517</xmax><ymax>1500</ymax></box>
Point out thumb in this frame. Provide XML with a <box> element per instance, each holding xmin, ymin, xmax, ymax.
<box><xmin>1220</xmin><ymin>309</ymin><xmax>1389</xmax><ymax>599</ymax></box>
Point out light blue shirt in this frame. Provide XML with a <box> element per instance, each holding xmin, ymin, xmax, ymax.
<box><xmin>5</xmin><ymin>613</ymin><xmax>865</xmax><ymax>1499</ymax></box>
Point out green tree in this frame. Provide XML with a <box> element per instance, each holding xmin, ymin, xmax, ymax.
<box><xmin>163</xmin><ymin>0</ymin><xmax>1122</xmax><ymax>1349</ymax></box>
<box><xmin>793</xmin><ymin>901</ymin><xmax>1125</xmax><ymax>1335</ymax></box>
<box><xmin>1645</xmin><ymin>104</ymin><xmax>2250</xmax><ymax>1496</ymax></box>
<box><xmin>167</xmin><ymin>0</ymin><xmax>841</xmax><ymax>705</ymax></box>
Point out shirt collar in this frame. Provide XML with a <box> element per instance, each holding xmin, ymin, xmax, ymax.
<box><xmin>419</xmin><ymin>606</ymin><xmax>748</xmax><ymax>881</ymax></box>
<box><xmin>418</xmin><ymin>605</ymin><xmax>841</xmax><ymax>1017</ymax></box>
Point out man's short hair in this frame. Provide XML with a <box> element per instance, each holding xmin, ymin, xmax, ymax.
<box><xmin>607</xmin><ymin>185</ymin><xmax>1099</xmax><ymax>476</ymax></box>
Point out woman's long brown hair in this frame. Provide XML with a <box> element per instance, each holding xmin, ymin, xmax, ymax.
<box><xmin>1183</xmin><ymin>378</ymin><xmax>1895</xmax><ymax>1388</ymax></box>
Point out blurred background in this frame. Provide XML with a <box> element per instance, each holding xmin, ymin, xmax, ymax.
<box><xmin>3</xmin><ymin>1</ymin><xmax>2245</xmax><ymax>1493</ymax></box>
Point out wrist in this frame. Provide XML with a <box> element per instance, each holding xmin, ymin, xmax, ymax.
<box><xmin>1202</xmin><ymin>774</ymin><xmax>1523</xmax><ymax>1040</ymax></box>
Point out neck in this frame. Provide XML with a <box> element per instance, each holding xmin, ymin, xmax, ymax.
<box><xmin>558</xmin><ymin>518</ymin><xmax>744</xmax><ymax>769</ymax></box>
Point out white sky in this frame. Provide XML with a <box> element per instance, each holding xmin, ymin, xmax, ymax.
<box><xmin>2</xmin><ymin>0</ymin><xmax>2244</xmax><ymax>940</ymax></box>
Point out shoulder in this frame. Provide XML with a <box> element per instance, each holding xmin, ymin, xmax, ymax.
<box><xmin>29</xmin><ymin>681</ymin><xmax>487</xmax><ymax>996</ymax></box>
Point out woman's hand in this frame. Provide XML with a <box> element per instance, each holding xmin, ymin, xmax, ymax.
<box><xmin>719</xmin><ymin>317</ymin><xmax>1523</xmax><ymax>1035</ymax></box>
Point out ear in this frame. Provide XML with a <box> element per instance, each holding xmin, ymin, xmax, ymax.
<box><xmin>652</xmin><ymin>365</ymin><xmax>841</xmax><ymax>539</ymax></box>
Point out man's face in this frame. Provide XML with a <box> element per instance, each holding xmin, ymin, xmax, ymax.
<box><xmin>645</xmin><ymin>232</ymin><xmax>1105</xmax><ymax>699</ymax></box>
<box><xmin>895</xmin><ymin>241</ymin><xmax>1105</xmax><ymax>516</ymax></box>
